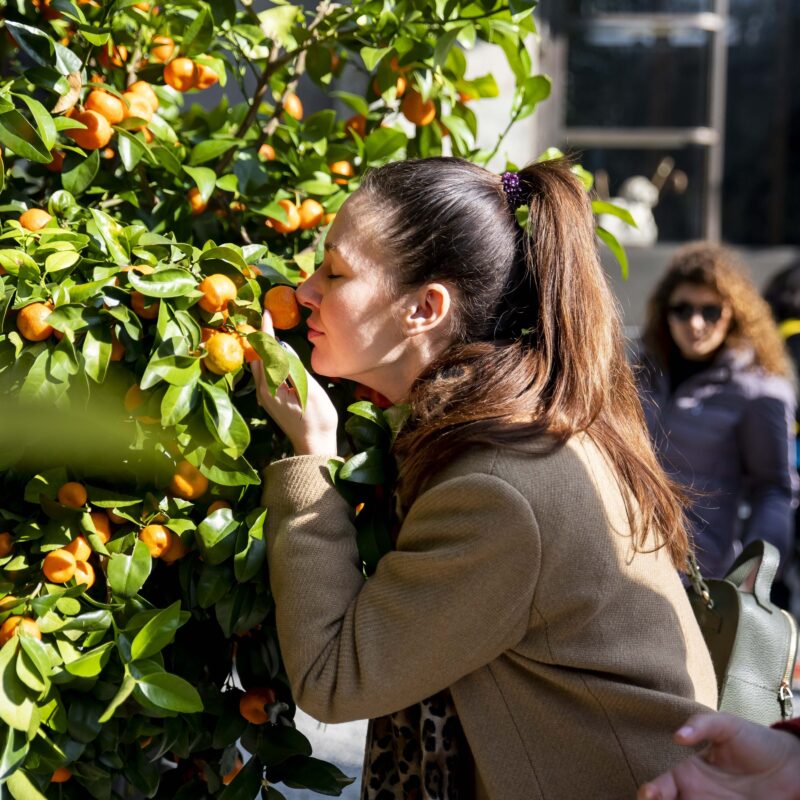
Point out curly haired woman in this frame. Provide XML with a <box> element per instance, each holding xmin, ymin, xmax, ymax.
<box><xmin>637</xmin><ymin>243</ymin><xmax>797</xmax><ymax>580</ymax></box>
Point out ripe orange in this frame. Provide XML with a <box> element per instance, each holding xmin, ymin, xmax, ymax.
<box><xmin>222</xmin><ymin>756</ymin><xmax>243</xmax><ymax>785</ymax></box>
<box><xmin>98</xmin><ymin>44</ymin><xmax>128</xmax><ymax>69</ymax></box>
<box><xmin>329</xmin><ymin>160</ymin><xmax>354</xmax><ymax>185</ymax></box>
<box><xmin>266</xmin><ymin>199</ymin><xmax>300</xmax><ymax>234</ymax></box>
<box><xmin>131</xmin><ymin>291</ymin><xmax>160</xmax><ymax>319</ymax></box>
<box><xmin>33</xmin><ymin>0</ymin><xmax>61</xmax><ymax>20</ymax></box>
<box><xmin>17</xmin><ymin>302</ymin><xmax>54</xmax><ymax>341</ymax></box>
<box><xmin>322</xmin><ymin>212</ymin><xmax>336</xmax><ymax>225</ymax></box>
<box><xmin>188</xmin><ymin>187</ymin><xmax>207</xmax><ymax>215</ymax></box>
<box><xmin>0</xmin><ymin>595</ymin><xmax>18</xmax><ymax>611</ymax></box>
<box><xmin>73</xmin><ymin>560</ymin><xmax>95</xmax><ymax>588</ymax></box>
<box><xmin>88</xmin><ymin>510</ymin><xmax>112</xmax><ymax>543</ymax></box>
<box><xmin>110</xmin><ymin>330</ymin><xmax>125</xmax><ymax>361</ymax></box>
<box><xmin>129</xmin><ymin>81</ymin><xmax>159</xmax><ymax>113</ymax></box>
<box><xmin>207</xmin><ymin>500</ymin><xmax>231</xmax><ymax>515</ymax></box>
<box><xmin>282</xmin><ymin>92</ymin><xmax>303</xmax><ymax>121</ymax></box>
<box><xmin>458</xmin><ymin>90</ymin><xmax>475</xmax><ymax>103</ymax></box>
<box><xmin>372</xmin><ymin>74</ymin><xmax>407</xmax><ymax>98</ymax></box>
<box><xmin>298</xmin><ymin>199</ymin><xmax>324</xmax><ymax>230</ymax></box>
<box><xmin>239</xmin><ymin>687</ymin><xmax>276</xmax><ymax>724</ymax></box>
<box><xmin>235</xmin><ymin>325</ymin><xmax>259</xmax><ymax>363</ymax></box>
<box><xmin>122</xmin><ymin>92</ymin><xmax>154</xmax><ymax>128</ymax></box>
<box><xmin>123</xmin><ymin>383</ymin><xmax>147</xmax><ymax>413</ymax></box>
<box><xmin>0</xmin><ymin>616</ymin><xmax>41</xmax><ymax>646</ymax></box>
<box><xmin>43</xmin><ymin>549</ymin><xmax>77</xmax><ymax>583</ymax></box>
<box><xmin>401</xmin><ymin>89</ymin><xmax>436</xmax><ymax>126</ymax></box>
<box><xmin>258</xmin><ymin>143</ymin><xmax>276</xmax><ymax>160</ymax></box>
<box><xmin>205</xmin><ymin>332</ymin><xmax>244</xmax><ymax>375</ymax></box>
<box><xmin>198</xmin><ymin>274</ymin><xmax>237</xmax><ymax>313</ymax></box>
<box><xmin>64</xmin><ymin>535</ymin><xmax>92</xmax><ymax>562</ymax></box>
<box><xmin>150</xmin><ymin>35</ymin><xmax>174</xmax><ymax>63</ymax></box>
<box><xmin>264</xmin><ymin>285</ymin><xmax>301</xmax><ymax>329</ymax></box>
<box><xmin>164</xmin><ymin>58</ymin><xmax>197</xmax><ymax>92</ymax></box>
<box><xmin>160</xmin><ymin>531</ymin><xmax>189</xmax><ymax>563</ymax></box>
<box><xmin>85</xmin><ymin>90</ymin><xmax>126</xmax><ymax>125</ymax></box>
<box><xmin>67</xmin><ymin>109</ymin><xmax>113</xmax><ymax>150</ymax></box>
<box><xmin>169</xmin><ymin>460</ymin><xmax>208</xmax><ymax>500</ymax></box>
<box><xmin>50</xmin><ymin>767</ymin><xmax>72</xmax><ymax>784</ymax></box>
<box><xmin>194</xmin><ymin>63</ymin><xmax>218</xmax><ymax>90</ymax></box>
<box><xmin>58</xmin><ymin>481</ymin><xmax>87</xmax><ymax>509</ymax></box>
<box><xmin>344</xmin><ymin>114</ymin><xmax>367</xmax><ymax>138</ymax></box>
<box><xmin>19</xmin><ymin>209</ymin><xmax>52</xmax><ymax>231</ymax></box>
<box><xmin>0</xmin><ymin>532</ymin><xmax>13</xmax><ymax>557</ymax></box>
<box><xmin>139</xmin><ymin>524</ymin><xmax>170</xmax><ymax>558</ymax></box>
<box><xmin>46</xmin><ymin>150</ymin><xmax>65</xmax><ymax>173</ymax></box>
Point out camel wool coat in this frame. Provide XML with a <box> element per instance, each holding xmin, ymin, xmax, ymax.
<box><xmin>262</xmin><ymin>434</ymin><xmax>718</xmax><ymax>800</ymax></box>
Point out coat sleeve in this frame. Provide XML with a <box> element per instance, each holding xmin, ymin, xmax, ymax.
<box><xmin>262</xmin><ymin>455</ymin><xmax>540</xmax><ymax>723</ymax></box>
<box><xmin>738</xmin><ymin>380</ymin><xmax>798</xmax><ymax>567</ymax></box>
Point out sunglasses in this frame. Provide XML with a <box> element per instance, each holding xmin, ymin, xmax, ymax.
<box><xmin>667</xmin><ymin>302</ymin><xmax>724</xmax><ymax>324</ymax></box>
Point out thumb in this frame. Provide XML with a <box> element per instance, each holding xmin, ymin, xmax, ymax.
<box><xmin>261</xmin><ymin>308</ymin><xmax>275</xmax><ymax>337</ymax></box>
<box><xmin>673</xmin><ymin>712</ymin><xmax>742</xmax><ymax>746</ymax></box>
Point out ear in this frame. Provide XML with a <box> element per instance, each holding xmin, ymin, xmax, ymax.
<box><xmin>400</xmin><ymin>282</ymin><xmax>452</xmax><ymax>337</ymax></box>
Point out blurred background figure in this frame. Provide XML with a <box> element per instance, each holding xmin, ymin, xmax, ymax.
<box><xmin>764</xmin><ymin>259</ymin><xmax>800</xmax><ymax>612</ymax></box>
<box><xmin>636</xmin><ymin>243</ymin><xmax>797</xmax><ymax>593</ymax></box>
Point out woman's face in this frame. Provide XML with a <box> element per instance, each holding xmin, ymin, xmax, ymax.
<box><xmin>666</xmin><ymin>283</ymin><xmax>732</xmax><ymax>361</ymax></box>
<box><xmin>294</xmin><ymin>194</ymin><xmax>417</xmax><ymax>392</ymax></box>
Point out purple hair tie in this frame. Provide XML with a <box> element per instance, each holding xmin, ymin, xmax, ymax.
<box><xmin>501</xmin><ymin>170</ymin><xmax>525</xmax><ymax>209</ymax></box>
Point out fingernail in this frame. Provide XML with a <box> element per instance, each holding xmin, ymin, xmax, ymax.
<box><xmin>676</xmin><ymin>725</ymin><xmax>693</xmax><ymax>738</ymax></box>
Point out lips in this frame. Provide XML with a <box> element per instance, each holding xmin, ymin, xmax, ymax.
<box><xmin>306</xmin><ymin>320</ymin><xmax>324</xmax><ymax>340</ymax></box>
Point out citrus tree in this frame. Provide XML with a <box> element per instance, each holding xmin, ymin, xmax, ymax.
<box><xmin>0</xmin><ymin>0</ymin><xmax>556</xmax><ymax>797</ymax></box>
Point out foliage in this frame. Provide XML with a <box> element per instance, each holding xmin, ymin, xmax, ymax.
<box><xmin>0</xmin><ymin>0</ymin><xmax>549</xmax><ymax>797</ymax></box>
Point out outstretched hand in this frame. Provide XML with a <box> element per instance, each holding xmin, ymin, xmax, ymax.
<box><xmin>251</xmin><ymin>309</ymin><xmax>339</xmax><ymax>456</ymax></box>
<box><xmin>637</xmin><ymin>712</ymin><xmax>800</xmax><ymax>800</ymax></box>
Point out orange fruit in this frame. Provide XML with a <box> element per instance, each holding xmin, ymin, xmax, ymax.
<box><xmin>109</xmin><ymin>331</ymin><xmax>125</xmax><ymax>361</ymax></box>
<box><xmin>107</xmin><ymin>509</ymin><xmax>126</xmax><ymax>525</ymax></box>
<box><xmin>131</xmin><ymin>291</ymin><xmax>160</xmax><ymax>319</ymax></box>
<box><xmin>32</xmin><ymin>0</ymin><xmax>61</xmax><ymax>19</ymax></box>
<box><xmin>169</xmin><ymin>460</ymin><xmax>208</xmax><ymax>500</ymax></box>
<box><xmin>236</xmin><ymin>325</ymin><xmax>259</xmax><ymax>363</ymax></box>
<box><xmin>322</xmin><ymin>212</ymin><xmax>336</xmax><ymax>225</ymax></box>
<box><xmin>194</xmin><ymin>63</ymin><xmax>218</xmax><ymax>90</ymax></box>
<box><xmin>85</xmin><ymin>90</ymin><xmax>126</xmax><ymax>125</ymax></box>
<box><xmin>164</xmin><ymin>58</ymin><xmax>197</xmax><ymax>92</ymax></box>
<box><xmin>19</xmin><ymin>209</ymin><xmax>52</xmax><ymax>231</ymax></box>
<box><xmin>58</xmin><ymin>481</ymin><xmax>87</xmax><ymax>509</ymax></box>
<box><xmin>344</xmin><ymin>114</ymin><xmax>367</xmax><ymax>138</ymax></box>
<box><xmin>0</xmin><ymin>532</ymin><xmax>13</xmax><ymax>558</ymax></box>
<box><xmin>64</xmin><ymin>535</ymin><xmax>92</xmax><ymax>562</ymax></box>
<box><xmin>43</xmin><ymin>549</ymin><xmax>77</xmax><ymax>583</ymax></box>
<box><xmin>198</xmin><ymin>274</ymin><xmax>237</xmax><ymax>313</ymax></box>
<box><xmin>123</xmin><ymin>383</ymin><xmax>147</xmax><ymax>413</ymax></box>
<box><xmin>222</xmin><ymin>756</ymin><xmax>243</xmax><ymax>785</ymax></box>
<box><xmin>298</xmin><ymin>199</ymin><xmax>324</xmax><ymax>230</ymax></box>
<box><xmin>133</xmin><ymin>2</ymin><xmax>151</xmax><ymax>11</ymax></box>
<box><xmin>129</xmin><ymin>81</ymin><xmax>159</xmax><ymax>113</ymax></box>
<box><xmin>98</xmin><ymin>44</ymin><xmax>128</xmax><ymax>69</ymax></box>
<box><xmin>139</xmin><ymin>524</ymin><xmax>170</xmax><ymax>558</ymax></box>
<box><xmin>0</xmin><ymin>616</ymin><xmax>41</xmax><ymax>646</ymax></box>
<box><xmin>329</xmin><ymin>160</ymin><xmax>354</xmax><ymax>185</ymax></box>
<box><xmin>122</xmin><ymin>92</ymin><xmax>154</xmax><ymax>128</ymax></box>
<box><xmin>160</xmin><ymin>531</ymin><xmax>189</xmax><ymax>563</ymax></box>
<box><xmin>151</xmin><ymin>35</ymin><xmax>174</xmax><ymax>63</ymax></box>
<box><xmin>67</xmin><ymin>109</ymin><xmax>113</xmax><ymax>150</ymax></box>
<box><xmin>264</xmin><ymin>285</ymin><xmax>301</xmax><ymax>329</ymax></box>
<box><xmin>17</xmin><ymin>302</ymin><xmax>54</xmax><ymax>341</ymax></box>
<box><xmin>46</xmin><ymin>150</ymin><xmax>65</xmax><ymax>173</ymax></box>
<box><xmin>458</xmin><ymin>90</ymin><xmax>475</xmax><ymax>103</ymax></box>
<box><xmin>258</xmin><ymin>143</ymin><xmax>276</xmax><ymax>160</ymax></box>
<box><xmin>266</xmin><ymin>199</ymin><xmax>300</xmax><ymax>234</ymax></box>
<box><xmin>73</xmin><ymin>560</ymin><xmax>95</xmax><ymax>588</ymax></box>
<box><xmin>188</xmin><ymin>187</ymin><xmax>207</xmax><ymax>215</ymax></box>
<box><xmin>239</xmin><ymin>687</ymin><xmax>276</xmax><ymax>724</ymax></box>
<box><xmin>102</xmin><ymin>147</ymin><xmax>116</xmax><ymax>159</ymax></box>
<box><xmin>282</xmin><ymin>92</ymin><xmax>303</xmax><ymax>121</ymax></box>
<box><xmin>401</xmin><ymin>89</ymin><xmax>436</xmax><ymax>126</ymax></box>
<box><xmin>372</xmin><ymin>74</ymin><xmax>406</xmax><ymax>98</ymax></box>
<box><xmin>88</xmin><ymin>511</ymin><xmax>112</xmax><ymax>543</ymax></box>
<box><xmin>207</xmin><ymin>500</ymin><xmax>231</xmax><ymax>515</ymax></box>
<box><xmin>0</xmin><ymin>595</ymin><xmax>18</xmax><ymax>611</ymax></box>
<box><xmin>50</xmin><ymin>767</ymin><xmax>72</xmax><ymax>784</ymax></box>
<box><xmin>205</xmin><ymin>332</ymin><xmax>244</xmax><ymax>375</ymax></box>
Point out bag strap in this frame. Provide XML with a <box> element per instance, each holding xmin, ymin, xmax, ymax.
<box><xmin>725</xmin><ymin>540</ymin><xmax>780</xmax><ymax>612</ymax></box>
<box><xmin>686</xmin><ymin>551</ymin><xmax>715</xmax><ymax>609</ymax></box>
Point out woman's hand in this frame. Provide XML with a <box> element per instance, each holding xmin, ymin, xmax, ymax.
<box><xmin>251</xmin><ymin>310</ymin><xmax>339</xmax><ymax>456</ymax></box>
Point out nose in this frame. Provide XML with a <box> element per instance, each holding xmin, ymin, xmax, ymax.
<box><xmin>295</xmin><ymin>272</ymin><xmax>321</xmax><ymax>310</ymax></box>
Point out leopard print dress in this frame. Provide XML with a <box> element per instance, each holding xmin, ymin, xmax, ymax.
<box><xmin>359</xmin><ymin>689</ymin><xmax>475</xmax><ymax>800</ymax></box>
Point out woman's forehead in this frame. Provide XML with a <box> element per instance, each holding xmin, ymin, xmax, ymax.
<box><xmin>327</xmin><ymin>195</ymin><xmax>385</xmax><ymax>270</ymax></box>
<box><xmin>669</xmin><ymin>283</ymin><xmax>722</xmax><ymax>302</ymax></box>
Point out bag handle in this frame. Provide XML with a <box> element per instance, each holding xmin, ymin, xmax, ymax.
<box><xmin>725</xmin><ymin>540</ymin><xmax>780</xmax><ymax>612</ymax></box>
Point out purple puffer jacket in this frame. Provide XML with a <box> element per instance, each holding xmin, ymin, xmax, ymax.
<box><xmin>636</xmin><ymin>346</ymin><xmax>798</xmax><ymax>578</ymax></box>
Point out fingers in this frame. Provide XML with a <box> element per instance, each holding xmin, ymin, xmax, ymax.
<box><xmin>637</xmin><ymin>771</ymin><xmax>678</xmax><ymax>800</ymax></box>
<box><xmin>673</xmin><ymin>712</ymin><xmax>742</xmax><ymax>747</ymax></box>
<box><xmin>261</xmin><ymin>308</ymin><xmax>274</xmax><ymax>336</ymax></box>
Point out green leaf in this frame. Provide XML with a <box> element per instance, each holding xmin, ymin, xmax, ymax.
<box><xmin>329</xmin><ymin>91</ymin><xmax>369</xmax><ymax>117</ymax></box>
<box><xmin>280</xmin><ymin>756</ymin><xmax>355</xmax><ymax>794</ymax></box>
<box><xmin>201</xmin><ymin>381</ymin><xmax>251</xmax><ymax>457</ymax></box>
<box><xmin>6</xmin><ymin>769</ymin><xmax>47</xmax><ymax>800</ymax></box>
<box><xmin>233</xmin><ymin>510</ymin><xmax>266</xmax><ymax>583</ymax></box>
<box><xmin>218</xmin><ymin>754</ymin><xmax>263</xmax><ymax>799</ymax></box>
<box><xmin>130</xmin><ymin>601</ymin><xmax>185</xmax><ymax>661</ymax></box>
<box><xmin>592</xmin><ymin>200</ymin><xmax>637</xmax><ymax>228</ymax></box>
<box><xmin>13</xmin><ymin>94</ymin><xmax>56</xmax><ymax>151</ymax></box>
<box><xmin>338</xmin><ymin>447</ymin><xmax>386</xmax><ymax>484</ymax></box>
<box><xmin>434</xmin><ymin>27</ymin><xmax>462</xmax><ymax>68</ymax></box>
<box><xmin>256</xmin><ymin>725</ymin><xmax>311</xmax><ymax>766</ymax></box>
<box><xmin>107</xmin><ymin>540</ymin><xmax>152</xmax><ymax>597</ymax></box>
<box><xmin>0</xmin><ymin>727</ymin><xmax>28</xmax><ymax>783</ymax></box>
<box><xmin>0</xmin><ymin>642</ymin><xmax>39</xmax><ymax>733</ymax></box>
<box><xmin>136</xmin><ymin>672</ymin><xmax>203</xmax><ymax>713</ymax></box>
<box><xmin>514</xmin><ymin>75</ymin><xmax>551</xmax><ymax>120</ymax></box>
<box><xmin>246</xmin><ymin>332</ymin><xmax>289</xmax><ymax>394</ymax></box>
<box><xmin>116</xmin><ymin>127</ymin><xmax>148</xmax><ymax>172</ymax></box>
<box><xmin>196</xmin><ymin>509</ymin><xmax>238</xmax><ymax>565</ymax></box>
<box><xmin>15</xmin><ymin>645</ymin><xmax>47</xmax><ymax>694</ymax></box>
<box><xmin>129</xmin><ymin>268</ymin><xmax>197</xmax><ymax>298</ymax></box>
<box><xmin>62</xmin><ymin>148</ymin><xmax>100</xmax><ymax>196</ymax></box>
<box><xmin>0</xmin><ymin>109</ymin><xmax>51</xmax><ymax>164</ymax></box>
<box><xmin>4</xmin><ymin>21</ymin><xmax>54</xmax><ymax>69</ymax></box>
<box><xmin>161</xmin><ymin>379</ymin><xmax>200</xmax><ymax>426</ymax></box>
<box><xmin>82</xmin><ymin>326</ymin><xmax>112</xmax><ymax>384</ymax></box>
<box><xmin>359</xmin><ymin>46</ymin><xmax>391</xmax><ymax>71</ymax></box>
<box><xmin>181</xmin><ymin>5</ymin><xmax>214</xmax><ymax>56</ymax></box>
<box><xmin>596</xmin><ymin>226</ymin><xmax>629</xmax><ymax>281</ymax></box>
<box><xmin>364</xmin><ymin>128</ymin><xmax>407</xmax><ymax>163</ymax></box>
<box><xmin>183</xmin><ymin>166</ymin><xmax>217</xmax><ymax>203</ymax></box>
<box><xmin>64</xmin><ymin>641</ymin><xmax>114</xmax><ymax>678</ymax></box>
<box><xmin>189</xmin><ymin>139</ymin><xmax>237</xmax><ymax>166</ymax></box>
<box><xmin>98</xmin><ymin>673</ymin><xmax>136</xmax><ymax>723</ymax></box>
<box><xmin>89</xmin><ymin>209</ymin><xmax>128</xmax><ymax>265</ymax></box>
<box><xmin>258</xmin><ymin>5</ymin><xmax>298</xmax><ymax>46</ymax></box>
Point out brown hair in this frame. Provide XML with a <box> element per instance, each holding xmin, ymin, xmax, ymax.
<box><xmin>642</xmin><ymin>242</ymin><xmax>792</xmax><ymax>378</ymax></box>
<box><xmin>358</xmin><ymin>157</ymin><xmax>690</xmax><ymax>569</ymax></box>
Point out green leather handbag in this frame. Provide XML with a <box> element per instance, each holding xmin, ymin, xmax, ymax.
<box><xmin>687</xmin><ymin>540</ymin><xmax>798</xmax><ymax>725</ymax></box>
